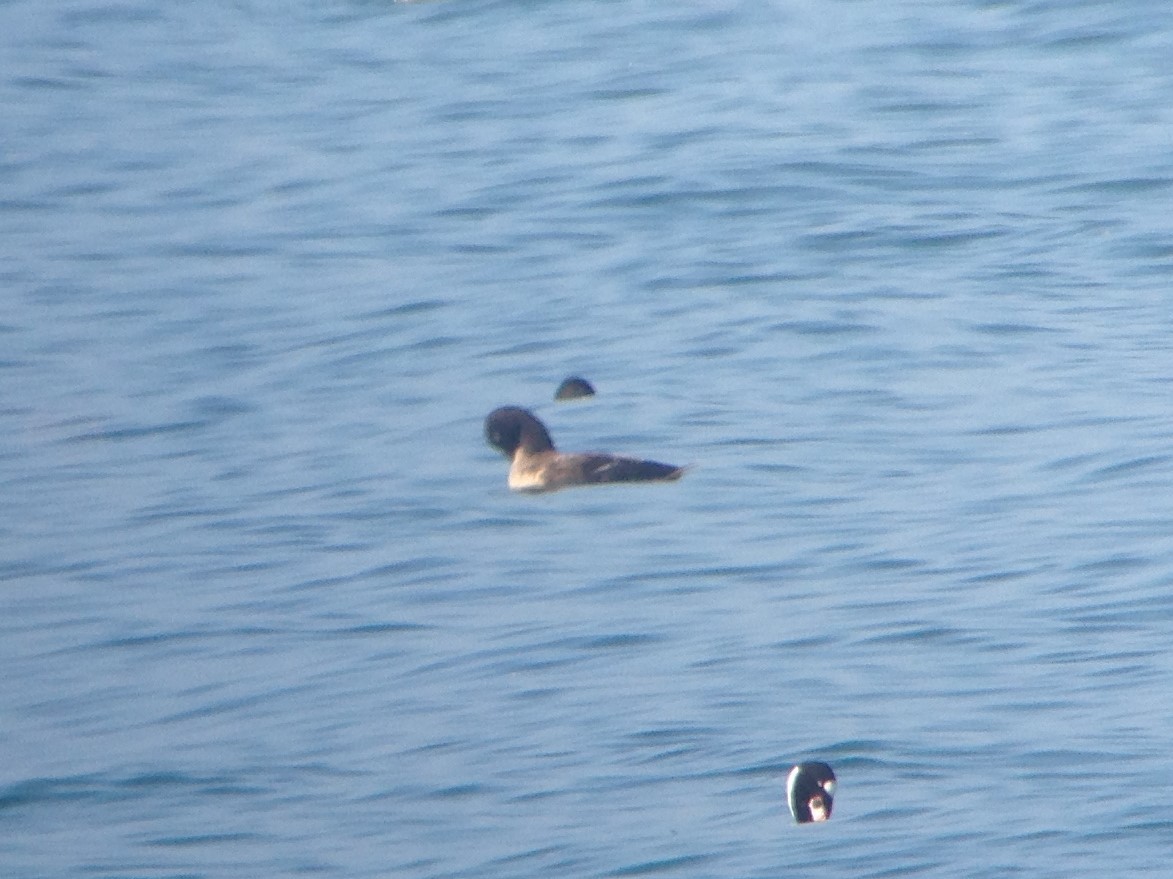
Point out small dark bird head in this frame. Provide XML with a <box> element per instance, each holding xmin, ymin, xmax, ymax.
<box><xmin>555</xmin><ymin>376</ymin><xmax>596</xmax><ymax>401</ymax></box>
<box><xmin>484</xmin><ymin>407</ymin><xmax>557</xmax><ymax>458</ymax></box>
<box><xmin>787</xmin><ymin>762</ymin><xmax>836</xmax><ymax>824</ymax></box>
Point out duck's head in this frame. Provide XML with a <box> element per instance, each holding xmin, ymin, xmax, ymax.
<box><xmin>787</xmin><ymin>762</ymin><xmax>836</xmax><ymax>824</ymax></box>
<box><xmin>484</xmin><ymin>407</ymin><xmax>557</xmax><ymax>458</ymax></box>
<box><xmin>555</xmin><ymin>376</ymin><xmax>596</xmax><ymax>400</ymax></box>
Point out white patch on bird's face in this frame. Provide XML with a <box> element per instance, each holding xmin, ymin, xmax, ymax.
<box><xmin>809</xmin><ymin>796</ymin><xmax>829</xmax><ymax>822</ymax></box>
<box><xmin>822</xmin><ymin>779</ymin><xmax>836</xmax><ymax>797</ymax></box>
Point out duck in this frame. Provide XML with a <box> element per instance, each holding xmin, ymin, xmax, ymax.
<box><xmin>484</xmin><ymin>406</ymin><xmax>686</xmax><ymax>492</ymax></box>
<box><xmin>787</xmin><ymin>762</ymin><xmax>837</xmax><ymax>823</ymax></box>
<box><xmin>554</xmin><ymin>376</ymin><xmax>596</xmax><ymax>401</ymax></box>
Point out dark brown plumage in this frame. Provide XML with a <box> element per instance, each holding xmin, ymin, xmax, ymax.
<box><xmin>484</xmin><ymin>406</ymin><xmax>686</xmax><ymax>492</ymax></box>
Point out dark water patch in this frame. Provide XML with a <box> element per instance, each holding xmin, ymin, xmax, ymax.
<box><xmin>608</xmin><ymin>854</ymin><xmax>714</xmax><ymax>877</ymax></box>
<box><xmin>62</xmin><ymin>3</ymin><xmax>165</xmax><ymax>25</ymax></box>
<box><xmin>516</xmin><ymin>633</ymin><xmax>664</xmax><ymax>664</ymax></box>
<box><xmin>1116</xmin><ymin>818</ymin><xmax>1173</xmax><ymax>834</ymax></box>
<box><xmin>509</xmin><ymin>687</ymin><xmax>561</xmax><ymax>703</ymax></box>
<box><xmin>1083</xmin><ymin>660</ymin><xmax>1152</xmax><ymax>682</ymax></box>
<box><xmin>970</xmin><ymin>321</ymin><xmax>1059</xmax><ymax>337</ymax></box>
<box><xmin>335</xmin><ymin>621</ymin><xmax>433</xmax><ymax>636</ymax></box>
<box><xmin>1083</xmin><ymin>454</ymin><xmax>1171</xmax><ymax>484</ymax></box>
<box><xmin>717</xmin><ymin>270</ymin><xmax>807</xmax><ymax>287</ymax></box>
<box><xmin>147</xmin><ymin>831</ymin><xmax>262</xmax><ymax>848</ymax></box>
<box><xmin>1018</xmin><ymin>748</ymin><xmax>1122</xmax><ymax>771</ymax></box>
<box><xmin>56</xmin><ymin>621</ymin><xmax>433</xmax><ymax>656</ymax></box>
<box><xmin>627</xmin><ymin>725</ymin><xmax>718</xmax><ymax>746</ymax></box>
<box><xmin>901</xmin><ymin>228</ymin><xmax>1005</xmax><ymax>249</ymax></box>
<box><xmin>683</xmin><ymin>342</ymin><xmax>741</xmax><ymax>358</ymax></box>
<box><xmin>396</xmin><ymin>333</ymin><xmax>464</xmax><ymax>354</ymax></box>
<box><xmin>187</xmin><ymin>394</ymin><xmax>255</xmax><ymax>420</ymax></box>
<box><xmin>594</xmin><ymin>562</ymin><xmax>795</xmax><ymax>592</ymax></box>
<box><xmin>354</xmin><ymin>557</ymin><xmax>460</xmax><ymax>583</ymax></box>
<box><xmin>743</xmin><ymin>459</ymin><xmax>803</xmax><ymax>477</ymax></box>
<box><xmin>628</xmin><ymin>747</ymin><xmax>702</xmax><ymax>767</ymax></box>
<box><xmin>436</xmin><ymin>204</ymin><xmax>501</xmax><ymax>221</ymax></box>
<box><xmin>10</xmin><ymin>75</ymin><xmax>92</xmax><ymax>92</ymax></box>
<box><xmin>484</xmin><ymin>844</ymin><xmax>577</xmax><ymax>871</ymax></box>
<box><xmin>771</xmin><ymin>318</ymin><xmax>879</xmax><ymax>337</ymax></box>
<box><xmin>0</xmin><ymin>771</ymin><xmax>262</xmax><ymax>813</ymax></box>
<box><xmin>0</xmin><ymin>556</ymin><xmax>106</xmax><ymax>581</ymax></box>
<box><xmin>409</xmin><ymin>648</ymin><xmax>573</xmax><ymax>681</ymax></box>
<box><xmin>1068</xmin><ymin>553</ymin><xmax>1151</xmax><ymax>576</ymax></box>
<box><xmin>400</xmin><ymin>580</ymin><xmax>526</xmax><ymax>607</ymax></box>
<box><xmin>581</xmin><ymin>633</ymin><xmax>663</xmax><ymax>651</ymax></box>
<box><xmin>909</xmin><ymin>135</ymin><xmax>1001</xmax><ymax>152</ymax></box>
<box><xmin>874</xmin><ymin>98</ymin><xmax>985</xmax><ymax>117</ymax></box>
<box><xmin>45</xmin><ymin>179</ymin><xmax>121</xmax><ymax>200</ymax></box>
<box><xmin>163</xmin><ymin>241</ymin><xmax>280</xmax><ymax>259</ymax></box>
<box><xmin>1058</xmin><ymin>176</ymin><xmax>1173</xmax><ymax>196</ymax></box>
<box><xmin>1037</xmin><ymin>450</ymin><xmax>1108</xmax><ymax>473</ymax></box>
<box><xmin>968</xmin><ymin>421</ymin><xmax>1048</xmax><ymax>436</ymax></box>
<box><xmin>0</xmin><ymin>776</ymin><xmax>106</xmax><ymax>811</ymax></box>
<box><xmin>361</xmin><ymin>299</ymin><xmax>449</xmax><ymax>319</ymax></box>
<box><xmin>480</xmin><ymin>338</ymin><xmax>562</xmax><ymax>358</ymax></box>
<box><xmin>399</xmin><ymin>738</ymin><xmax>469</xmax><ymax>759</ymax></box>
<box><xmin>1110</xmin><ymin>232</ymin><xmax>1173</xmax><ymax>261</ymax></box>
<box><xmin>821</xmin><ymin>743</ymin><xmax>892</xmax><ymax>766</ymax></box>
<box><xmin>840</xmin><ymin>554</ymin><xmax>925</xmax><ymax>574</ymax></box>
<box><xmin>1060</xmin><ymin>610</ymin><xmax>1157</xmax><ymax>634</ymax></box>
<box><xmin>642</xmin><ymin>271</ymin><xmax>818</xmax><ymax>294</ymax></box>
<box><xmin>64</xmin><ymin>419</ymin><xmax>207</xmax><ymax>443</ymax></box>
<box><xmin>1044</xmin><ymin>26</ymin><xmax>1132</xmax><ymax>50</ymax></box>
<box><xmin>81</xmin><ymin>629</ymin><xmax>271</xmax><ymax>654</ymax></box>
<box><xmin>858</xmin><ymin>624</ymin><xmax>978</xmax><ymax>647</ymax></box>
<box><xmin>160</xmin><ymin>686</ymin><xmax>313</xmax><ymax>725</ymax></box>
<box><xmin>129</xmin><ymin>501</ymin><xmax>246</xmax><ymax>525</ymax></box>
<box><xmin>1034</xmin><ymin>646</ymin><xmax>1154</xmax><ymax>668</ymax></box>
<box><xmin>403</xmin><ymin>630</ymin><xmax>666</xmax><ymax>683</ymax></box>
<box><xmin>770</xmin><ymin>634</ymin><xmax>837</xmax><ymax>651</ymax></box>
<box><xmin>856</xmin><ymin>855</ymin><xmax>945</xmax><ymax>878</ymax></box>
<box><xmin>329</xmin><ymin>501</ymin><xmax>454</xmax><ymax>526</ymax></box>
<box><xmin>428</xmin><ymin>783</ymin><xmax>495</xmax><ymax>800</ymax></box>
<box><xmin>466</xmin><ymin>514</ymin><xmax>535</xmax><ymax>529</ymax></box>
<box><xmin>593</xmin><ymin>173</ymin><xmax>673</xmax><ymax>195</ymax></box>
<box><xmin>799</xmin><ymin>228</ymin><xmax>887</xmax><ymax>253</ymax></box>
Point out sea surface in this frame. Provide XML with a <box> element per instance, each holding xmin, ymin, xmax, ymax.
<box><xmin>4</xmin><ymin>0</ymin><xmax>1173</xmax><ymax>876</ymax></box>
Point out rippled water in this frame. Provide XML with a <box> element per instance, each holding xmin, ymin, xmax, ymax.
<box><xmin>5</xmin><ymin>0</ymin><xmax>1173</xmax><ymax>876</ymax></box>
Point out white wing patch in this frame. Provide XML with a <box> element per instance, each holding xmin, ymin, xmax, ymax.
<box><xmin>785</xmin><ymin>765</ymin><xmax>801</xmax><ymax>821</ymax></box>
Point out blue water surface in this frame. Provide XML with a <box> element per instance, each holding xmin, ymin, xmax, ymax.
<box><xmin>4</xmin><ymin>0</ymin><xmax>1173</xmax><ymax>876</ymax></box>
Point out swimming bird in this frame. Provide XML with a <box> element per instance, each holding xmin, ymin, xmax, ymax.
<box><xmin>484</xmin><ymin>406</ymin><xmax>686</xmax><ymax>492</ymax></box>
<box><xmin>554</xmin><ymin>376</ymin><xmax>596</xmax><ymax>401</ymax></box>
<box><xmin>787</xmin><ymin>762</ymin><xmax>837</xmax><ymax>823</ymax></box>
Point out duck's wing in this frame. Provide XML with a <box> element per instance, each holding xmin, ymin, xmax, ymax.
<box><xmin>555</xmin><ymin>452</ymin><xmax>686</xmax><ymax>486</ymax></box>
